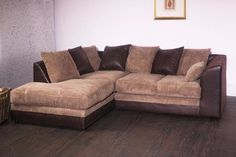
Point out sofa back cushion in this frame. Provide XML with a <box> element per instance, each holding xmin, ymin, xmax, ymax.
<box><xmin>82</xmin><ymin>46</ymin><xmax>101</xmax><ymax>71</ymax></box>
<box><xmin>41</xmin><ymin>50</ymin><xmax>80</xmax><ymax>83</ymax></box>
<box><xmin>99</xmin><ymin>44</ymin><xmax>131</xmax><ymax>71</ymax></box>
<box><xmin>185</xmin><ymin>61</ymin><xmax>205</xmax><ymax>82</ymax></box>
<box><xmin>151</xmin><ymin>47</ymin><xmax>184</xmax><ymax>75</ymax></box>
<box><xmin>68</xmin><ymin>46</ymin><xmax>94</xmax><ymax>75</ymax></box>
<box><xmin>177</xmin><ymin>48</ymin><xmax>211</xmax><ymax>75</ymax></box>
<box><xmin>126</xmin><ymin>45</ymin><xmax>159</xmax><ymax>73</ymax></box>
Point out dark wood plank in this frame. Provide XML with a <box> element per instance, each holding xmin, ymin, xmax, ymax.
<box><xmin>0</xmin><ymin>97</ymin><xmax>236</xmax><ymax>157</ymax></box>
<box><xmin>55</xmin><ymin>110</ymin><xmax>143</xmax><ymax>157</ymax></box>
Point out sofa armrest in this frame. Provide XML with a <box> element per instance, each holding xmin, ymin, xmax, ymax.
<box><xmin>200</xmin><ymin>55</ymin><xmax>226</xmax><ymax>118</ymax></box>
<box><xmin>33</xmin><ymin>61</ymin><xmax>51</xmax><ymax>83</ymax></box>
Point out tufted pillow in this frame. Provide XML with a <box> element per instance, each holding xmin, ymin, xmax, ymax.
<box><xmin>82</xmin><ymin>46</ymin><xmax>101</xmax><ymax>71</ymax></box>
<box><xmin>99</xmin><ymin>44</ymin><xmax>131</xmax><ymax>71</ymax></box>
<box><xmin>41</xmin><ymin>50</ymin><xmax>80</xmax><ymax>83</ymax></box>
<box><xmin>185</xmin><ymin>61</ymin><xmax>205</xmax><ymax>82</ymax></box>
<box><xmin>177</xmin><ymin>48</ymin><xmax>211</xmax><ymax>75</ymax></box>
<box><xmin>151</xmin><ymin>47</ymin><xmax>184</xmax><ymax>75</ymax></box>
<box><xmin>126</xmin><ymin>45</ymin><xmax>159</xmax><ymax>73</ymax></box>
<box><xmin>68</xmin><ymin>46</ymin><xmax>94</xmax><ymax>75</ymax></box>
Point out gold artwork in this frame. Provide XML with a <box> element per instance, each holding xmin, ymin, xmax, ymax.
<box><xmin>154</xmin><ymin>0</ymin><xmax>186</xmax><ymax>19</ymax></box>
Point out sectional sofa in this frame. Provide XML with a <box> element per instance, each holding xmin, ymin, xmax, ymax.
<box><xmin>10</xmin><ymin>45</ymin><xmax>226</xmax><ymax>129</ymax></box>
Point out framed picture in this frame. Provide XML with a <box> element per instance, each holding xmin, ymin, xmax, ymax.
<box><xmin>154</xmin><ymin>0</ymin><xmax>186</xmax><ymax>20</ymax></box>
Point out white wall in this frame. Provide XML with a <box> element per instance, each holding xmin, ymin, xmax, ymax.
<box><xmin>54</xmin><ymin>0</ymin><xmax>236</xmax><ymax>96</ymax></box>
<box><xmin>0</xmin><ymin>0</ymin><xmax>55</xmax><ymax>88</ymax></box>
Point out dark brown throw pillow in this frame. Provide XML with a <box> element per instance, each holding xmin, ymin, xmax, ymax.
<box><xmin>99</xmin><ymin>44</ymin><xmax>131</xmax><ymax>71</ymax></box>
<box><xmin>151</xmin><ymin>47</ymin><xmax>184</xmax><ymax>75</ymax></box>
<box><xmin>68</xmin><ymin>46</ymin><xmax>94</xmax><ymax>75</ymax></box>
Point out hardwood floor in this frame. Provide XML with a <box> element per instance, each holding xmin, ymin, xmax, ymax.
<box><xmin>1</xmin><ymin>97</ymin><xmax>236</xmax><ymax>157</ymax></box>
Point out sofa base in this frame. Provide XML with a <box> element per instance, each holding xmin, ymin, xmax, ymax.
<box><xmin>115</xmin><ymin>100</ymin><xmax>199</xmax><ymax>116</ymax></box>
<box><xmin>11</xmin><ymin>100</ymin><xmax>115</xmax><ymax>130</ymax></box>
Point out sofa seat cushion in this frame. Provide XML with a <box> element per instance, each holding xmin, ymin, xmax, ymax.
<box><xmin>81</xmin><ymin>70</ymin><xmax>128</xmax><ymax>82</ymax></box>
<box><xmin>156</xmin><ymin>75</ymin><xmax>201</xmax><ymax>98</ymax></box>
<box><xmin>11</xmin><ymin>94</ymin><xmax>114</xmax><ymax>118</ymax></box>
<box><xmin>116</xmin><ymin>73</ymin><xmax>164</xmax><ymax>95</ymax></box>
<box><xmin>11</xmin><ymin>79</ymin><xmax>114</xmax><ymax>110</ymax></box>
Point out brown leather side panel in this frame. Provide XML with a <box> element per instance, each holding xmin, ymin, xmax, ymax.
<box><xmin>12</xmin><ymin>110</ymin><xmax>85</xmax><ymax>129</ymax></box>
<box><xmin>116</xmin><ymin>101</ymin><xmax>199</xmax><ymax>116</ymax></box>
<box><xmin>34</xmin><ymin>61</ymin><xmax>51</xmax><ymax>83</ymax></box>
<box><xmin>11</xmin><ymin>100</ymin><xmax>115</xmax><ymax>129</ymax></box>
<box><xmin>200</xmin><ymin>55</ymin><xmax>226</xmax><ymax>118</ymax></box>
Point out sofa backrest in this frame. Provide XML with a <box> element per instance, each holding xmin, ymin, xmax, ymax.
<box><xmin>33</xmin><ymin>53</ymin><xmax>221</xmax><ymax>83</ymax></box>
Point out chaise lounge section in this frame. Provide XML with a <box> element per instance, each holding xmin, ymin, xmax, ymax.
<box><xmin>11</xmin><ymin>71</ymin><xmax>127</xmax><ymax>129</ymax></box>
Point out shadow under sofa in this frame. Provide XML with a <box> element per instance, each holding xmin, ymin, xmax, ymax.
<box><xmin>10</xmin><ymin>51</ymin><xmax>226</xmax><ymax>129</ymax></box>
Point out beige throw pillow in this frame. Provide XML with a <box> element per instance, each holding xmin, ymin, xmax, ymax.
<box><xmin>83</xmin><ymin>46</ymin><xmax>101</xmax><ymax>71</ymax></box>
<box><xmin>177</xmin><ymin>48</ymin><xmax>211</xmax><ymax>75</ymax></box>
<box><xmin>41</xmin><ymin>50</ymin><xmax>80</xmax><ymax>83</ymax></box>
<box><xmin>126</xmin><ymin>45</ymin><xmax>159</xmax><ymax>73</ymax></box>
<box><xmin>185</xmin><ymin>61</ymin><xmax>205</xmax><ymax>82</ymax></box>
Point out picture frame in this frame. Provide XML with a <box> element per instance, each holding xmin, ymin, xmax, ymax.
<box><xmin>154</xmin><ymin>0</ymin><xmax>186</xmax><ymax>20</ymax></box>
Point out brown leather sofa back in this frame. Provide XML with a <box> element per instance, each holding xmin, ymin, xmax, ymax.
<box><xmin>34</xmin><ymin>61</ymin><xmax>50</xmax><ymax>83</ymax></box>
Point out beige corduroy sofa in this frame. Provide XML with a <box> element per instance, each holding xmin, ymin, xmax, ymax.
<box><xmin>10</xmin><ymin>45</ymin><xmax>227</xmax><ymax>129</ymax></box>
